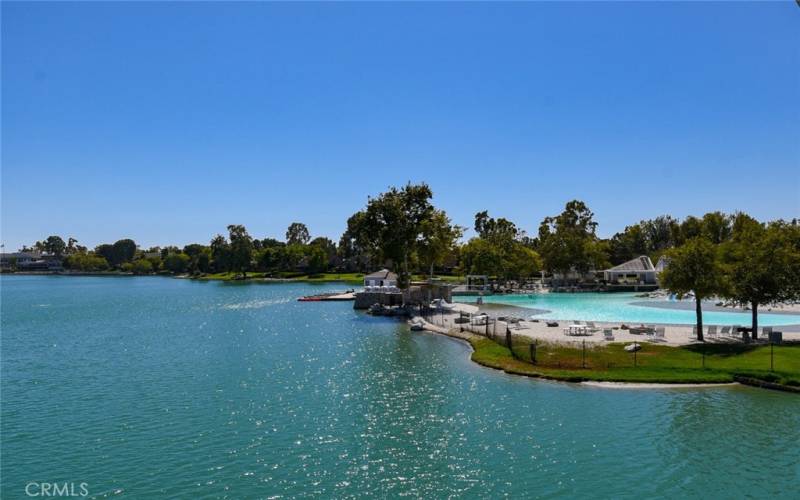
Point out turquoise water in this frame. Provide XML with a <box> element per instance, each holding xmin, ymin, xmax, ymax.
<box><xmin>2</xmin><ymin>276</ymin><xmax>799</xmax><ymax>498</ymax></box>
<box><xmin>456</xmin><ymin>292</ymin><xmax>800</xmax><ymax>326</ymax></box>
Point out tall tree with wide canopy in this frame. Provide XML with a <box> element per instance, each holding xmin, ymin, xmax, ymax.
<box><xmin>347</xmin><ymin>183</ymin><xmax>435</xmax><ymax>288</ymax></box>
<box><xmin>210</xmin><ymin>234</ymin><xmax>231</xmax><ymax>272</ymax></box>
<box><xmin>285</xmin><ymin>223</ymin><xmax>310</xmax><ymax>246</ymax></box>
<box><xmin>44</xmin><ymin>235</ymin><xmax>66</xmax><ymax>257</ymax></box>
<box><xmin>418</xmin><ymin>210</ymin><xmax>463</xmax><ymax>280</ymax></box>
<box><xmin>659</xmin><ymin>237</ymin><xmax>723</xmax><ymax>342</ymax></box>
<box><xmin>464</xmin><ymin>211</ymin><xmax>541</xmax><ymax>280</ymax></box>
<box><xmin>538</xmin><ymin>200</ymin><xmax>605</xmax><ymax>279</ymax></box>
<box><xmin>227</xmin><ymin>225</ymin><xmax>254</xmax><ymax>277</ymax></box>
<box><xmin>112</xmin><ymin>239</ymin><xmax>137</xmax><ymax>266</ymax></box>
<box><xmin>720</xmin><ymin>217</ymin><xmax>800</xmax><ymax>339</ymax></box>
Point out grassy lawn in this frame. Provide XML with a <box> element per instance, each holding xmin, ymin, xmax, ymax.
<box><xmin>468</xmin><ymin>337</ymin><xmax>800</xmax><ymax>386</ymax></box>
<box><xmin>194</xmin><ymin>272</ymin><xmax>466</xmax><ymax>284</ymax></box>
<box><xmin>299</xmin><ymin>273</ymin><xmax>365</xmax><ymax>283</ymax></box>
<box><xmin>195</xmin><ymin>272</ymin><xmax>268</xmax><ymax>280</ymax></box>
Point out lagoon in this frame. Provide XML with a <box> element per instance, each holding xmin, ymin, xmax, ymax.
<box><xmin>457</xmin><ymin>292</ymin><xmax>800</xmax><ymax>327</ymax></box>
<box><xmin>1</xmin><ymin>276</ymin><xmax>799</xmax><ymax>498</ymax></box>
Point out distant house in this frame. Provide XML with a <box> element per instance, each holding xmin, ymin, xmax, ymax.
<box><xmin>364</xmin><ymin>269</ymin><xmax>398</xmax><ymax>287</ymax></box>
<box><xmin>603</xmin><ymin>256</ymin><xmax>657</xmax><ymax>285</ymax></box>
<box><xmin>1</xmin><ymin>252</ymin><xmax>39</xmax><ymax>270</ymax></box>
<box><xmin>0</xmin><ymin>252</ymin><xmax>63</xmax><ymax>272</ymax></box>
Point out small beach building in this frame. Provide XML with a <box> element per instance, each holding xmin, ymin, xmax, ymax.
<box><xmin>364</xmin><ymin>269</ymin><xmax>398</xmax><ymax>287</ymax></box>
<box><xmin>603</xmin><ymin>256</ymin><xmax>657</xmax><ymax>285</ymax></box>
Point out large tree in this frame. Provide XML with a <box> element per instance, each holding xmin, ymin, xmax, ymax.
<box><xmin>460</xmin><ymin>212</ymin><xmax>541</xmax><ymax>280</ymax></box>
<box><xmin>659</xmin><ymin>237</ymin><xmax>723</xmax><ymax>342</ymax></box>
<box><xmin>338</xmin><ymin>211</ymin><xmax>375</xmax><ymax>272</ymax></box>
<box><xmin>720</xmin><ymin>218</ymin><xmax>800</xmax><ymax>339</ymax></box>
<box><xmin>43</xmin><ymin>236</ymin><xmax>67</xmax><ymax>257</ymax></box>
<box><xmin>111</xmin><ymin>239</ymin><xmax>137</xmax><ymax>266</ymax></box>
<box><xmin>538</xmin><ymin>200</ymin><xmax>605</xmax><ymax>279</ymax></box>
<box><xmin>347</xmin><ymin>183</ymin><xmax>435</xmax><ymax>288</ymax></box>
<box><xmin>418</xmin><ymin>210</ymin><xmax>463</xmax><ymax>279</ymax></box>
<box><xmin>95</xmin><ymin>244</ymin><xmax>114</xmax><ymax>264</ymax></box>
<box><xmin>227</xmin><ymin>225</ymin><xmax>254</xmax><ymax>277</ymax></box>
<box><xmin>286</xmin><ymin>222</ymin><xmax>311</xmax><ymax>246</ymax></box>
<box><xmin>163</xmin><ymin>253</ymin><xmax>191</xmax><ymax>274</ymax></box>
<box><xmin>210</xmin><ymin>234</ymin><xmax>231</xmax><ymax>272</ymax></box>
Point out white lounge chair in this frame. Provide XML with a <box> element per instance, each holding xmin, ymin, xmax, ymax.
<box><xmin>603</xmin><ymin>328</ymin><xmax>615</xmax><ymax>341</ymax></box>
<box><xmin>654</xmin><ymin>327</ymin><xmax>666</xmax><ymax>341</ymax></box>
<box><xmin>691</xmin><ymin>325</ymin><xmax>698</xmax><ymax>339</ymax></box>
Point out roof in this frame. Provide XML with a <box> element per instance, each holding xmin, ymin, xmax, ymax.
<box><xmin>605</xmin><ymin>256</ymin><xmax>655</xmax><ymax>272</ymax></box>
<box><xmin>365</xmin><ymin>268</ymin><xmax>398</xmax><ymax>280</ymax></box>
<box><xmin>0</xmin><ymin>252</ymin><xmax>42</xmax><ymax>259</ymax></box>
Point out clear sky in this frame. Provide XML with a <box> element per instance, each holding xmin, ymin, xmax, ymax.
<box><xmin>2</xmin><ymin>1</ymin><xmax>798</xmax><ymax>251</ymax></box>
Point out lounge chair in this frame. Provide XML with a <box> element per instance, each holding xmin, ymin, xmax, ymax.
<box><xmin>586</xmin><ymin>321</ymin><xmax>600</xmax><ymax>332</ymax></box>
<box><xmin>691</xmin><ymin>325</ymin><xmax>698</xmax><ymax>339</ymax></box>
<box><xmin>719</xmin><ymin>326</ymin><xmax>730</xmax><ymax>338</ymax></box>
<box><xmin>762</xmin><ymin>326</ymin><xmax>773</xmax><ymax>340</ymax></box>
<box><xmin>603</xmin><ymin>328</ymin><xmax>615</xmax><ymax>341</ymax></box>
<box><xmin>654</xmin><ymin>327</ymin><xmax>666</xmax><ymax>342</ymax></box>
<box><xmin>707</xmin><ymin>325</ymin><xmax>717</xmax><ymax>338</ymax></box>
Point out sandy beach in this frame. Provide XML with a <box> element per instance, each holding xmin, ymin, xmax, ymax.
<box><xmin>417</xmin><ymin>304</ymin><xmax>800</xmax><ymax>347</ymax></box>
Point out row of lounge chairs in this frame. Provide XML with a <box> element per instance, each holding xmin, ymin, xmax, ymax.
<box><xmin>566</xmin><ymin>322</ymin><xmax>668</xmax><ymax>342</ymax></box>
<box><xmin>691</xmin><ymin>325</ymin><xmax>773</xmax><ymax>341</ymax></box>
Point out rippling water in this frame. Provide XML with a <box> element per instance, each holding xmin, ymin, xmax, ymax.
<box><xmin>2</xmin><ymin>276</ymin><xmax>799</xmax><ymax>498</ymax></box>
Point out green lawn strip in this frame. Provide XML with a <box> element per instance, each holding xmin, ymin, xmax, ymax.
<box><xmin>468</xmin><ymin>337</ymin><xmax>800</xmax><ymax>386</ymax></box>
<box><xmin>194</xmin><ymin>272</ymin><xmax>467</xmax><ymax>284</ymax></box>
<box><xmin>194</xmin><ymin>272</ymin><xmax>267</xmax><ymax>281</ymax></box>
<box><xmin>297</xmin><ymin>273</ymin><xmax>365</xmax><ymax>283</ymax></box>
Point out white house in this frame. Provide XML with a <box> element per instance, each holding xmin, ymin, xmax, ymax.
<box><xmin>364</xmin><ymin>269</ymin><xmax>398</xmax><ymax>287</ymax></box>
<box><xmin>1</xmin><ymin>252</ymin><xmax>41</xmax><ymax>271</ymax></box>
<box><xmin>603</xmin><ymin>256</ymin><xmax>657</xmax><ymax>285</ymax></box>
<box><xmin>0</xmin><ymin>252</ymin><xmax>63</xmax><ymax>272</ymax></box>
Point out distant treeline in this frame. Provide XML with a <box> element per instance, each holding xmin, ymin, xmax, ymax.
<box><xmin>16</xmin><ymin>182</ymin><xmax>800</xmax><ymax>288</ymax></box>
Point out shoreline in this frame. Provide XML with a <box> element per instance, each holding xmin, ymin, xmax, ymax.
<box><xmin>581</xmin><ymin>381</ymin><xmax>738</xmax><ymax>389</ymax></box>
<box><xmin>407</xmin><ymin>314</ymin><xmax>799</xmax><ymax>392</ymax></box>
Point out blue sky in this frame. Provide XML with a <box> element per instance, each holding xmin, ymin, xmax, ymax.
<box><xmin>2</xmin><ymin>2</ymin><xmax>798</xmax><ymax>251</ymax></box>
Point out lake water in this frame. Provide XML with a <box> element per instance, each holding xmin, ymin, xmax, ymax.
<box><xmin>2</xmin><ymin>276</ymin><xmax>799</xmax><ymax>498</ymax></box>
<box><xmin>455</xmin><ymin>292</ymin><xmax>800</xmax><ymax>327</ymax></box>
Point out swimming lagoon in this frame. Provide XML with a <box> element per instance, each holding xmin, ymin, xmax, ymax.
<box><xmin>455</xmin><ymin>292</ymin><xmax>800</xmax><ymax>327</ymax></box>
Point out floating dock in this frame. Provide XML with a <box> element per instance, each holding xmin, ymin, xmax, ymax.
<box><xmin>298</xmin><ymin>291</ymin><xmax>356</xmax><ymax>302</ymax></box>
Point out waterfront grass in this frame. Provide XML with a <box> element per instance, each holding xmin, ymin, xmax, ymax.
<box><xmin>196</xmin><ymin>272</ymin><xmax>268</xmax><ymax>280</ymax></box>
<box><xmin>300</xmin><ymin>273</ymin><xmax>364</xmax><ymax>283</ymax></box>
<box><xmin>468</xmin><ymin>337</ymin><xmax>800</xmax><ymax>386</ymax></box>
<box><xmin>196</xmin><ymin>272</ymin><xmax>466</xmax><ymax>284</ymax></box>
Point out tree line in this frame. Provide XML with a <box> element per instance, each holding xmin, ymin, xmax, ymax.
<box><xmin>14</xmin><ymin>183</ymin><xmax>800</xmax><ymax>338</ymax></box>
